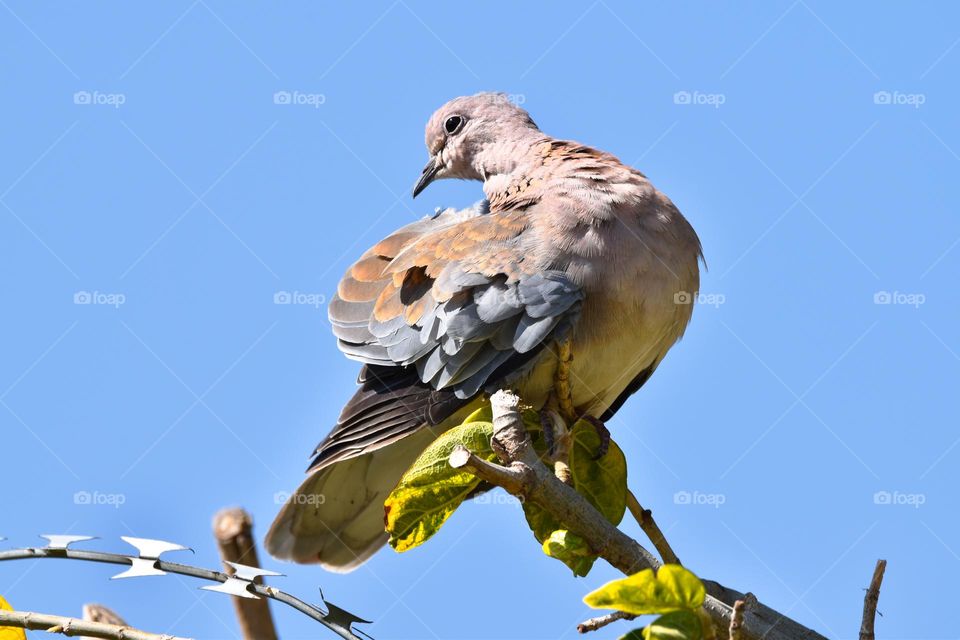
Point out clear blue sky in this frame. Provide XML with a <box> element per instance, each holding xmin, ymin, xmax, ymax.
<box><xmin>1</xmin><ymin>2</ymin><xmax>956</xmax><ymax>639</ymax></box>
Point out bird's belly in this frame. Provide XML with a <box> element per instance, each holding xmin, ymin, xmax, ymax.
<box><xmin>516</xmin><ymin>293</ymin><xmax>691</xmax><ymax>418</ymax></box>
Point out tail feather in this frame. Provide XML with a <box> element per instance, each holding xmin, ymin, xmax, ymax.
<box><xmin>265</xmin><ymin>429</ymin><xmax>437</xmax><ymax>571</ymax></box>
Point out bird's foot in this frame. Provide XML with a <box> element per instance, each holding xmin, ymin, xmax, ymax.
<box><xmin>581</xmin><ymin>415</ymin><xmax>611</xmax><ymax>460</ymax></box>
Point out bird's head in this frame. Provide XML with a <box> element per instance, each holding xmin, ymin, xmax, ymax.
<box><xmin>413</xmin><ymin>93</ymin><xmax>541</xmax><ymax>197</ymax></box>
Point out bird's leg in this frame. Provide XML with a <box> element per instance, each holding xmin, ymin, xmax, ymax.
<box><xmin>581</xmin><ymin>414</ymin><xmax>611</xmax><ymax>460</ymax></box>
<box><xmin>554</xmin><ymin>337</ymin><xmax>576</xmax><ymax>424</ymax></box>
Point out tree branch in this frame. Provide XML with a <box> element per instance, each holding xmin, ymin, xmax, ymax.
<box><xmin>453</xmin><ymin>390</ymin><xmax>827</xmax><ymax>640</ymax></box>
<box><xmin>213</xmin><ymin>507</ymin><xmax>279</xmax><ymax>640</ymax></box>
<box><xmin>859</xmin><ymin>559</ymin><xmax>886</xmax><ymax>640</ymax></box>
<box><xmin>449</xmin><ymin>445</ymin><xmax>529</xmax><ymax>493</ymax></box>
<box><xmin>487</xmin><ymin>390</ymin><xmax>661</xmax><ymax>574</ymax></box>
<box><xmin>625</xmin><ymin>490</ymin><xmax>681</xmax><ymax>565</ymax></box>
<box><xmin>577</xmin><ymin>610</ymin><xmax>637</xmax><ymax>634</ymax></box>
<box><xmin>0</xmin><ymin>609</ymin><xmax>184</xmax><ymax>640</ymax></box>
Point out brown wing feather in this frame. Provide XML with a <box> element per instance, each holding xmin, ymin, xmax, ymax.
<box><xmin>319</xmin><ymin>201</ymin><xmax>582</xmax><ymax>468</ymax></box>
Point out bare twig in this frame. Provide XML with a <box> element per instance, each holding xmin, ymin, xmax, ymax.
<box><xmin>577</xmin><ymin>610</ymin><xmax>637</xmax><ymax>634</ymax></box>
<box><xmin>0</xmin><ymin>609</ymin><xmax>184</xmax><ymax>640</ymax></box>
<box><xmin>859</xmin><ymin>559</ymin><xmax>887</xmax><ymax>640</ymax></box>
<box><xmin>625</xmin><ymin>490</ymin><xmax>681</xmax><ymax>565</ymax></box>
<box><xmin>449</xmin><ymin>445</ymin><xmax>528</xmax><ymax>492</ymax></box>
<box><xmin>213</xmin><ymin>507</ymin><xmax>279</xmax><ymax>640</ymax></box>
<box><xmin>453</xmin><ymin>390</ymin><xmax>827</xmax><ymax>640</ymax></box>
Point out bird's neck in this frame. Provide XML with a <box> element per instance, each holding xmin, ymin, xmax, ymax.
<box><xmin>475</xmin><ymin>131</ymin><xmax>549</xmax><ymax>189</ymax></box>
<box><xmin>481</xmin><ymin>136</ymin><xmax>634</xmax><ymax>213</ymax></box>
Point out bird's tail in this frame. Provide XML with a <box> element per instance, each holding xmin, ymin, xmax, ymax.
<box><xmin>265</xmin><ymin>429</ymin><xmax>435</xmax><ymax>571</ymax></box>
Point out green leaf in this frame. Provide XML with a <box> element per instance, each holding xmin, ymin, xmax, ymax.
<box><xmin>384</xmin><ymin>417</ymin><xmax>499</xmax><ymax>552</ymax></box>
<box><xmin>541</xmin><ymin>530</ymin><xmax>596</xmax><ymax>577</ymax></box>
<box><xmin>583</xmin><ymin>565</ymin><xmax>706</xmax><ymax>615</ymax></box>
<box><xmin>641</xmin><ymin>611</ymin><xmax>703</xmax><ymax>640</ymax></box>
<box><xmin>521</xmin><ymin>417</ymin><xmax>628</xmax><ymax>576</ymax></box>
<box><xmin>569</xmin><ymin>418</ymin><xmax>627</xmax><ymax>525</ymax></box>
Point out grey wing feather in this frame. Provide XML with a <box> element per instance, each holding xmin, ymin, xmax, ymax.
<box><xmin>335</xmin><ymin>267</ymin><xmax>582</xmax><ymax>399</ymax></box>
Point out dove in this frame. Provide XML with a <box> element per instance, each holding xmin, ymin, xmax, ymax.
<box><xmin>266</xmin><ymin>93</ymin><xmax>702</xmax><ymax>571</ymax></box>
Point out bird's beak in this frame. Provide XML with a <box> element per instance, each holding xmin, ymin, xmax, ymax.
<box><xmin>412</xmin><ymin>156</ymin><xmax>441</xmax><ymax>198</ymax></box>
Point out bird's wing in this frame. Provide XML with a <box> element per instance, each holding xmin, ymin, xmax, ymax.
<box><xmin>312</xmin><ymin>201</ymin><xmax>583</xmax><ymax>470</ymax></box>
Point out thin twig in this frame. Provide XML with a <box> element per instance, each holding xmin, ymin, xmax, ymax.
<box><xmin>213</xmin><ymin>507</ymin><xmax>279</xmax><ymax>640</ymax></box>
<box><xmin>449</xmin><ymin>445</ymin><xmax>528</xmax><ymax>492</ymax></box>
<box><xmin>577</xmin><ymin>610</ymin><xmax>637</xmax><ymax>634</ymax></box>
<box><xmin>625</xmin><ymin>490</ymin><xmax>681</xmax><ymax>565</ymax></box>
<box><xmin>859</xmin><ymin>559</ymin><xmax>887</xmax><ymax>640</ymax></box>
<box><xmin>0</xmin><ymin>609</ymin><xmax>184</xmax><ymax>640</ymax></box>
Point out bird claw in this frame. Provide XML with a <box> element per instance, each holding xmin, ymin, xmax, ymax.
<box><xmin>581</xmin><ymin>415</ymin><xmax>611</xmax><ymax>460</ymax></box>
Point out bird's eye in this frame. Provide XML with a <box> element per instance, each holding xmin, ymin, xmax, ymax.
<box><xmin>444</xmin><ymin>115</ymin><xmax>464</xmax><ymax>135</ymax></box>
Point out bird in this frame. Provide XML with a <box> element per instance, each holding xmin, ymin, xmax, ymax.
<box><xmin>266</xmin><ymin>93</ymin><xmax>702</xmax><ymax>571</ymax></box>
